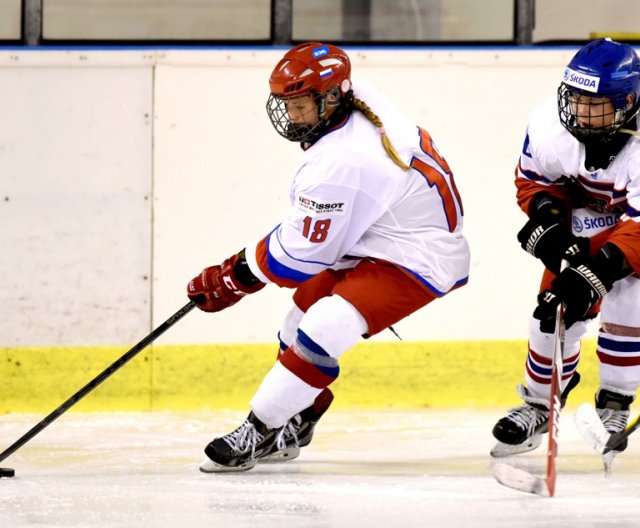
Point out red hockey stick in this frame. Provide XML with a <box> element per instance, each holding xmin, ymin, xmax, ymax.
<box><xmin>493</xmin><ymin>261</ymin><xmax>567</xmax><ymax>497</ymax></box>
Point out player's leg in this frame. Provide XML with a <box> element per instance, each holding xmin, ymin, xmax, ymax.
<box><xmin>261</xmin><ymin>270</ymin><xmax>344</xmax><ymax>462</ymax></box>
<box><xmin>595</xmin><ymin>276</ymin><xmax>640</xmax><ymax>453</ymax></box>
<box><xmin>262</xmin><ymin>262</ymin><xmax>441</xmax><ymax>463</ymax></box>
<box><xmin>199</xmin><ymin>269</ymin><xmax>344</xmax><ymax>472</ymax></box>
<box><xmin>200</xmin><ymin>292</ymin><xmax>367</xmax><ymax>473</ymax></box>
<box><xmin>257</xmin><ymin>259</ymin><xmax>439</xmax><ymax>462</ymax></box>
<box><xmin>491</xmin><ymin>270</ymin><xmax>586</xmax><ymax>456</ymax></box>
<box><xmin>200</xmin><ymin>260</ymin><xmax>437</xmax><ymax>472</ymax></box>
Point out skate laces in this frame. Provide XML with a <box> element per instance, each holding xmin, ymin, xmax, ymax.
<box><xmin>222</xmin><ymin>420</ymin><xmax>263</xmax><ymax>456</ymax></box>
<box><xmin>597</xmin><ymin>408</ymin><xmax>629</xmax><ymax>434</ymax></box>
<box><xmin>275</xmin><ymin>418</ymin><xmax>301</xmax><ymax>451</ymax></box>
<box><xmin>505</xmin><ymin>404</ymin><xmax>548</xmax><ymax>435</ymax></box>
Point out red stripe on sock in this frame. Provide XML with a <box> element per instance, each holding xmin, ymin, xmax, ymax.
<box><xmin>597</xmin><ymin>350</ymin><xmax>640</xmax><ymax>366</ymax></box>
<box><xmin>279</xmin><ymin>347</ymin><xmax>335</xmax><ymax>388</ymax></box>
<box><xmin>528</xmin><ymin>348</ymin><xmax>553</xmax><ymax>366</ymax></box>
<box><xmin>526</xmin><ymin>364</ymin><xmax>550</xmax><ymax>385</ymax></box>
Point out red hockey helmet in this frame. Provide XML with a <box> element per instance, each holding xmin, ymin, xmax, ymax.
<box><xmin>266</xmin><ymin>42</ymin><xmax>353</xmax><ymax>143</ymax></box>
<box><xmin>269</xmin><ymin>42</ymin><xmax>352</xmax><ymax>98</ymax></box>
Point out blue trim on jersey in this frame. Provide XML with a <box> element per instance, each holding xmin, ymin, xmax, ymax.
<box><xmin>262</xmin><ymin>225</ymin><xmax>333</xmax><ymax>283</ymax></box>
<box><xmin>577</xmin><ymin>174</ymin><xmax>614</xmax><ymax>191</ymax></box>
<box><xmin>626</xmin><ymin>204</ymin><xmax>640</xmax><ymax>218</ymax></box>
<box><xmin>415</xmin><ymin>131</ymin><xmax>448</xmax><ymax>173</ymax></box>
<box><xmin>400</xmin><ymin>266</ymin><xmax>468</xmax><ymax>297</ymax></box>
<box><xmin>410</xmin><ymin>157</ymin><xmax>454</xmax><ymax>232</ymax></box>
<box><xmin>598</xmin><ymin>336</ymin><xmax>640</xmax><ymax>352</ymax></box>
<box><xmin>273</xmin><ymin>226</ymin><xmax>334</xmax><ymax>267</ymax></box>
<box><xmin>521</xmin><ymin>133</ymin><xmax>533</xmax><ymax>158</ymax></box>
<box><xmin>518</xmin><ymin>165</ymin><xmax>554</xmax><ymax>184</ymax></box>
<box><xmin>267</xmin><ymin>251</ymin><xmax>315</xmax><ymax>283</ymax></box>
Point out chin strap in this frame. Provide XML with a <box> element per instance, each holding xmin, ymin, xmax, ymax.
<box><xmin>620</xmin><ymin>128</ymin><xmax>640</xmax><ymax>137</ymax></box>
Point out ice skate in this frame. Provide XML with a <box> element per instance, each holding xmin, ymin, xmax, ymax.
<box><xmin>596</xmin><ymin>387</ymin><xmax>635</xmax><ymax>452</ymax></box>
<box><xmin>199</xmin><ymin>412</ymin><xmax>282</xmax><ymax>473</ymax></box>
<box><xmin>261</xmin><ymin>387</ymin><xmax>334</xmax><ymax>462</ymax></box>
<box><xmin>595</xmin><ymin>387</ymin><xmax>635</xmax><ymax>475</ymax></box>
<box><xmin>491</xmin><ymin>373</ymin><xmax>580</xmax><ymax>457</ymax></box>
<box><xmin>491</xmin><ymin>385</ymin><xmax>548</xmax><ymax>457</ymax></box>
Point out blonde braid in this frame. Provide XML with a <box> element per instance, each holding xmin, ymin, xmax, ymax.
<box><xmin>352</xmin><ymin>97</ymin><xmax>410</xmax><ymax>171</ymax></box>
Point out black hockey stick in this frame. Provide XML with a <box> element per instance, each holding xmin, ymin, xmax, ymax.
<box><xmin>576</xmin><ymin>404</ymin><xmax>640</xmax><ymax>454</ymax></box>
<box><xmin>604</xmin><ymin>414</ymin><xmax>640</xmax><ymax>453</ymax></box>
<box><xmin>0</xmin><ymin>300</ymin><xmax>196</xmax><ymax>468</ymax></box>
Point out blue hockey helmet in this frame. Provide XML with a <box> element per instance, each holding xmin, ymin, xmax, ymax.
<box><xmin>558</xmin><ymin>38</ymin><xmax>640</xmax><ymax>141</ymax></box>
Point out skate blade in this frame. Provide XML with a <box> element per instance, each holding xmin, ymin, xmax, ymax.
<box><xmin>259</xmin><ymin>446</ymin><xmax>301</xmax><ymax>463</ymax></box>
<box><xmin>490</xmin><ymin>434</ymin><xmax>542</xmax><ymax>458</ymax></box>
<box><xmin>603</xmin><ymin>451</ymin><xmax>617</xmax><ymax>478</ymax></box>
<box><xmin>199</xmin><ymin>456</ymin><xmax>256</xmax><ymax>473</ymax></box>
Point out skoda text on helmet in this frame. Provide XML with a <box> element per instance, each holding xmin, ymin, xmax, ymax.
<box><xmin>557</xmin><ymin>38</ymin><xmax>640</xmax><ymax>142</ymax></box>
<box><xmin>266</xmin><ymin>42</ymin><xmax>354</xmax><ymax>144</ymax></box>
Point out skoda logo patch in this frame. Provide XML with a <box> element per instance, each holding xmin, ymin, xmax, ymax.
<box><xmin>572</xmin><ymin>216</ymin><xmax>583</xmax><ymax>233</ymax></box>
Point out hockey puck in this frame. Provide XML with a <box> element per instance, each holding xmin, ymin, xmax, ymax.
<box><xmin>0</xmin><ymin>467</ymin><xmax>15</xmax><ymax>478</ymax></box>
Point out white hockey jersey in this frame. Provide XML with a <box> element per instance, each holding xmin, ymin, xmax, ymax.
<box><xmin>245</xmin><ymin>81</ymin><xmax>470</xmax><ymax>296</ymax></box>
<box><xmin>515</xmin><ymin>97</ymin><xmax>640</xmax><ymax>273</ymax></box>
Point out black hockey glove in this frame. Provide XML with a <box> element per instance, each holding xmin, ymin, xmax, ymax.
<box><xmin>517</xmin><ymin>193</ymin><xmax>589</xmax><ymax>274</ymax></box>
<box><xmin>534</xmin><ymin>243</ymin><xmax>632</xmax><ymax>332</ymax></box>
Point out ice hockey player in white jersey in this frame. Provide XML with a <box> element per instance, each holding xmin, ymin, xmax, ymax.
<box><xmin>491</xmin><ymin>38</ymin><xmax>640</xmax><ymax>459</ymax></box>
<box><xmin>187</xmin><ymin>42</ymin><xmax>470</xmax><ymax>472</ymax></box>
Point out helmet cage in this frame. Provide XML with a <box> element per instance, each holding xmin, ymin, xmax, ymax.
<box><xmin>267</xmin><ymin>91</ymin><xmax>325</xmax><ymax>143</ymax></box>
<box><xmin>557</xmin><ymin>38</ymin><xmax>640</xmax><ymax>141</ymax></box>
<box><xmin>557</xmin><ymin>84</ymin><xmax>629</xmax><ymax>141</ymax></box>
<box><xmin>266</xmin><ymin>87</ymin><xmax>348</xmax><ymax>144</ymax></box>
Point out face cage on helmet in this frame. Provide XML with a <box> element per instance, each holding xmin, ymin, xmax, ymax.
<box><xmin>266</xmin><ymin>92</ymin><xmax>328</xmax><ymax>143</ymax></box>
<box><xmin>557</xmin><ymin>83</ymin><xmax>628</xmax><ymax>141</ymax></box>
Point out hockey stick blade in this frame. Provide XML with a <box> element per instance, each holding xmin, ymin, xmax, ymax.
<box><xmin>574</xmin><ymin>403</ymin><xmax>609</xmax><ymax>454</ymax></box>
<box><xmin>492</xmin><ymin>462</ymin><xmax>550</xmax><ymax>497</ymax></box>
<box><xmin>575</xmin><ymin>403</ymin><xmax>640</xmax><ymax>454</ymax></box>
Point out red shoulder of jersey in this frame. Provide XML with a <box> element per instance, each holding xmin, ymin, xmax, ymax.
<box><xmin>608</xmin><ymin>219</ymin><xmax>640</xmax><ymax>276</ymax></box>
<box><xmin>515</xmin><ymin>168</ymin><xmax>571</xmax><ymax>215</ymax></box>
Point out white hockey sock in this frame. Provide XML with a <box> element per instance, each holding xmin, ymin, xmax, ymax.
<box><xmin>251</xmin><ymin>295</ymin><xmax>367</xmax><ymax>428</ymax></box>
<box><xmin>524</xmin><ymin>316</ymin><xmax>586</xmax><ymax>401</ymax></box>
<box><xmin>250</xmin><ymin>361</ymin><xmax>322</xmax><ymax>429</ymax></box>
<box><xmin>597</xmin><ymin>330</ymin><xmax>640</xmax><ymax>393</ymax></box>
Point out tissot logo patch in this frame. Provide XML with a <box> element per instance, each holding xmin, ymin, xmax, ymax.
<box><xmin>296</xmin><ymin>194</ymin><xmax>346</xmax><ymax>216</ymax></box>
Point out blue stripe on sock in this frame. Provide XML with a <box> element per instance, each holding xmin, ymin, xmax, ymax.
<box><xmin>296</xmin><ymin>329</ymin><xmax>331</xmax><ymax>357</ymax></box>
<box><xmin>599</xmin><ymin>336</ymin><xmax>640</xmax><ymax>353</ymax></box>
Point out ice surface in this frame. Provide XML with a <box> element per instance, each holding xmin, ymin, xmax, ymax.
<box><xmin>1</xmin><ymin>409</ymin><xmax>639</xmax><ymax>527</ymax></box>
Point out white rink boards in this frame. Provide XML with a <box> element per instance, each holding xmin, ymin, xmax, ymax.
<box><xmin>1</xmin><ymin>409</ymin><xmax>640</xmax><ymax>527</ymax></box>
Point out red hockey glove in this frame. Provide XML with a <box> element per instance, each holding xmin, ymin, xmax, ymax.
<box><xmin>187</xmin><ymin>253</ymin><xmax>265</xmax><ymax>313</ymax></box>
